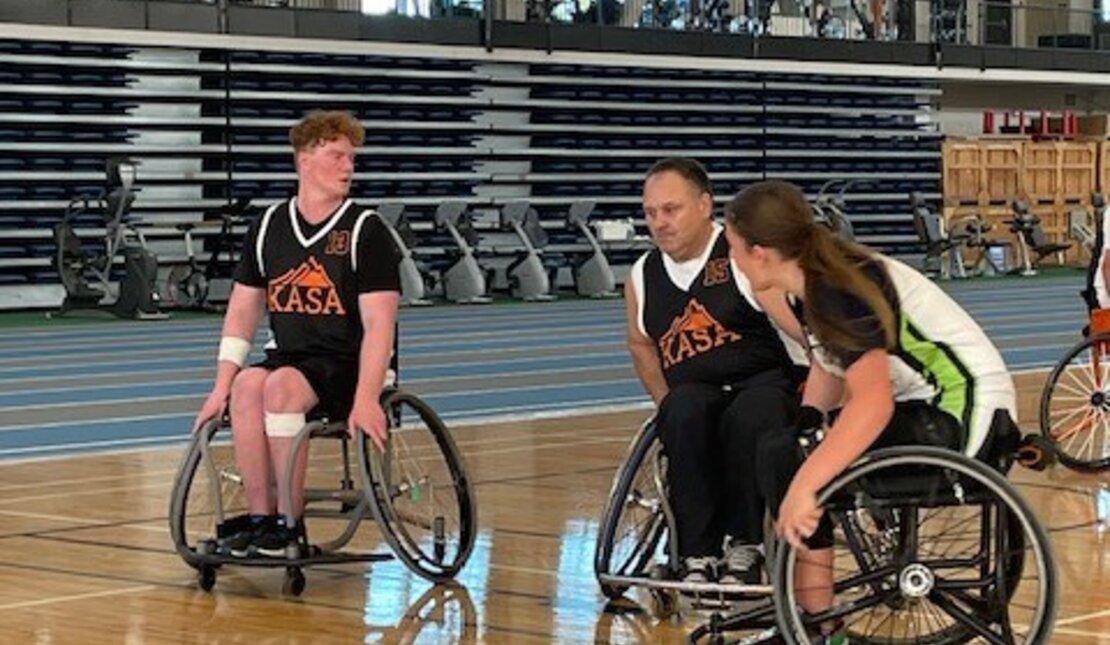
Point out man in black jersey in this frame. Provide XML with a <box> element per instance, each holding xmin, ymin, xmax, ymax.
<box><xmin>624</xmin><ymin>158</ymin><xmax>802</xmax><ymax>585</ymax></box>
<box><xmin>193</xmin><ymin>110</ymin><xmax>402</xmax><ymax>556</ymax></box>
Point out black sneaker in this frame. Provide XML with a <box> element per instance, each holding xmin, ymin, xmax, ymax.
<box><xmin>216</xmin><ymin>514</ymin><xmax>262</xmax><ymax>557</ymax></box>
<box><xmin>220</xmin><ymin>529</ymin><xmax>255</xmax><ymax>557</ymax></box>
<box><xmin>717</xmin><ymin>541</ymin><xmax>764</xmax><ymax>585</ymax></box>
<box><xmin>252</xmin><ymin>517</ymin><xmax>301</xmax><ymax>558</ymax></box>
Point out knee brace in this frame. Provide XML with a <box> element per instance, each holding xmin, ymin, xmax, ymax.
<box><xmin>264</xmin><ymin>412</ymin><xmax>306</xmax><ymax>438</ymax></box>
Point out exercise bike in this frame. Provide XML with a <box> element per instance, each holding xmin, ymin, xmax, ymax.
<box><xmin>166</xmin><ymin>198</ymin><xmax>255</xmax><ymax>312</ymax></box>
<box><xmin>51</xmin><ymin>158</ymin><xmax>167</xmax><ymax>320</ymax></box>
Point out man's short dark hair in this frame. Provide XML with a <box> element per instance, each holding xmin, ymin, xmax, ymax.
<box><xmin>645</xmin><ymin>157</ymin><xmax>713</xmax><ymax>197</ymax></box>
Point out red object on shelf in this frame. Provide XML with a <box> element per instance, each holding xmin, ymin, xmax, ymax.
<box><xmin>981</xmin><ymin>109</ymin><xmax>1076</xmax><ymax>138</ymax></box>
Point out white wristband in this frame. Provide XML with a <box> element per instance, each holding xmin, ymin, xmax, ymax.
<box><xmin>217</xmin><ymin>336</ymin><xmax>251</xmax><ymax>367</ymax></box>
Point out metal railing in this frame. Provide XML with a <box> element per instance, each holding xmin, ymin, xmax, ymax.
<box><xmin>67</xmin><ymin>0</ymin><xmax>1110</xmax><ymax>51</ymax></box>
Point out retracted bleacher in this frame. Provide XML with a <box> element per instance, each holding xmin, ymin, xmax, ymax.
<box><xmin>0</xmin><ymin>37</ymin><xmax>940</xmax><ymax>308</ymax></box>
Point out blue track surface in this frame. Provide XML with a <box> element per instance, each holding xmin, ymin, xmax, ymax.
<box><xmin>0</xmin><ymin>274</ymin><xmax>1086</xmax><ymax>460</ymax></box>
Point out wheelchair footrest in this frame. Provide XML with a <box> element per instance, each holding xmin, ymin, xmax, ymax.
<box><xmin>597</xmin><ymin>573</ymin><xmax>772</xmax><ymax>597</ymax></box>
<box><xmin>189</xmin><ymin>545</ymin><xmax>393</xmax><ymax>568</ymax></box>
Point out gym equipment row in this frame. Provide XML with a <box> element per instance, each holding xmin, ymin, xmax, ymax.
<box><xmin>378</xmin><ymin>200</ymin><xmax>620</xmax><ymax>305</ymax></box>
<box><xmin>912</xmin><ymin>194</ymin><xmax>1084</xmax><ymax>279</ymax></box>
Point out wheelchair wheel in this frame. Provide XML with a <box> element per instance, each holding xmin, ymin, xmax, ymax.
<box><xmin>359</xmin><ymin>388</ymin><xmax>476</xmax><ymax>583</ymax></box>
<box><xmin>1039</xmin><ymin>332</ymin><xmax>1110</xmax><ymax>472</ymax></box>
<box><xmin>168</xmin><ymin>418</ymin><xmax>247</xmax><ymax>568</ymax></box>
<box><xmin>166</xmin><ymin>265</ymin><xmax>207</xmax><ymax>309</ymax></box>
<box><xmin>773</xmin><ymin>446</ymin><xmax>1056</xmax><ymax>645</ymax></box>
<box><xmin>594</xmin><ymin>419</ymin><xmax>675</xmax><ymax>600</ymax></box>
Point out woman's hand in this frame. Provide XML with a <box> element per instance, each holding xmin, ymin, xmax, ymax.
<box><xmin>776</xmin><ymin>482</ymin><xmax>824</xmax><ymax>549</ymax></box>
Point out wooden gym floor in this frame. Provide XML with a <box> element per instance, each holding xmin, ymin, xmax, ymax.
<box><xmin>0</xmin><ymin>370</ymin><xmax>1106</xmax><ymax>643</ymax></box>
<box><xmin>0</xmin><ymin>276</ymin><xmax>1106</xmax><ymax>643</ymax></box>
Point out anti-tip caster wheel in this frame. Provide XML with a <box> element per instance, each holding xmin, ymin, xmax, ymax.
<box><xmin>198</xmin><ymin>565</ymin><xmax>216</xmax><ymax>592</ymax></box>
<box><xmin>283</xmin><ymin>566</ymin><xmax>306</xmax><ymax>597</ymax></box>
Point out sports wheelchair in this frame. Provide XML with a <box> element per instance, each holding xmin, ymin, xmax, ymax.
<box><xmin>169</xmin><ymin>384</ymin><xmax>477</xmax><ymax>596</ymax></box>
<box><xmin>595</xmin><ymin>417</ymin><xmax>1058</xmax><ymax>644</ymax></box>
<box><xmin>1039</xmin><ymin>307</ymin><xmax>1110</xmax><ymax>472</ymax></box>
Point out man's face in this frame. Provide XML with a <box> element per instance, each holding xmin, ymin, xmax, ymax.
<box><xmin>642</xmin><ymin>170</ymin><xmax>713</xmax><ymax>260</ymax></box>
<box><xmin>296</xmin><ymin>136</ymin><xmax>355</xmax><ymax>200</ymax></box>
<box><xmin>726</xmin><ymin>224</ymin><xmax>774</xmax><ymax>291</ymax></box>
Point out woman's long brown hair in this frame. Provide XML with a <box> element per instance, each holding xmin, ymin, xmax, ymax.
<box><xmin>724</xmin><ymin>180</ymin><xmax>896</xmax><ymax>360</ymax></box>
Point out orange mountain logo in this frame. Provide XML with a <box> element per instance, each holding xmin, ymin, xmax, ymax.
<box><xmin>267</xmin><ymin>257</ymin><xmax>346</xmax><ymax>315</ymax></box>
<box><xmin>659</xmin><ymin>299</ymin><xmax>742</xmax><ymax>369</ymax></box>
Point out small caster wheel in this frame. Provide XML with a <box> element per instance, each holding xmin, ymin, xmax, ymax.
<box><xmin>283</xmin><ymin>566</ymin><xmax>305</xmax><ymax>596</ymax></box>
<box><xmin>198</xmin><ymin>565</ymin><xmax>216</xmax><ymax>592</ymax></box>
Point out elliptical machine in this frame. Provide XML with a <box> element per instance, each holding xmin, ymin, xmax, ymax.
<box><xmin>566</xmin><ymin>201</ymin><xmax>617</xmax><ymax>298</ymax></box>
<box><xmin>435</xmin><ymin>202</ymin><xmax>491</xmax><ymax>304</ymax></box>
<box><xmin>377</xmin><ymin>203</ymin><xmax>432</xmax><ymax>306</ymax></box>
<box><xmin>501</xmin><ymin>201</ymin><xmax>555</xmax><ymax>302</ymax></box>
<box><xmin>51</xmin><ymin>158</ymin><xmax>167</xmax><ymax>320</ymax></box>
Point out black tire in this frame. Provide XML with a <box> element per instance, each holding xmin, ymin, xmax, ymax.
<box><xmin>166</xmin><ymin>266</ymin><xmax>207</xmax><ymax>309</ymax></box>
<box><xmin>198</xmin><ymin>565</ymin><xmax>216</xmax><ymax>592</ymax></box>
<box><xmin>169</xmin><ymin>419</ymin><xmax>244</xmax><ymax>568</ymax></box>
<box><xmin>594</xmin><ymin>419</ymin><xmax>673</xmax><ymax>600</ymax></box>
<box><xmin>283</xmin><ymin>567</ymin><xmax>305</xmax><ymax>597</ymax></box>
<box><xmin>772</xmin><ymin>447</ymin><xmax>1056</xmax><ymax>645</ymax></box>
<box><xmin>359</xmin><ymin>388</ymin><xmax>476</xmax><ymax>583</ymax></box>
<box><xmin>1039</xmin><ymin>333</ymin><xmax>1110</xmax><ymax>472</ymax></box>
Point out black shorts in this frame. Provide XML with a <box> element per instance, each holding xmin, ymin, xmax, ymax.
<box><xmin>757</xmin><ymin>401</ymin><xmax>965</xmax><ymax>551</ymax></box>
<box><xmin>253</xmin><ymin>351</ymin><xmax>359</xmax><ymax>420</ymax></box>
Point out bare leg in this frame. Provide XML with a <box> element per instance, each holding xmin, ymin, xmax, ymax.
<box><xmin>229</xmin><ymin>368</ymin><xmax>273</xmax><ymax>516</ymax></box>
<box><xmin>262</xmin><ymin>367</ymin><xmax>318</xmax><ymax>521</ymax></box>
<box><xmin>794</xmin><ymin>546</ymin><xmax>835</xmax><ymax>626</ymax></box>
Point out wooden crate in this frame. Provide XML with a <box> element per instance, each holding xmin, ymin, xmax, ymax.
<box><xmin>1021</xmin><ymin>141</ymin><xmax>1098</xmax><ymax>204</ymax></box>
<box><xmin>1058</xmin><ymin>141</ymin><xmax>1098</xmax><ymax>203</ymax></box>
<box><xmin>981</xmin><ymin>141</ymin><xmax>1022</xmax><ymax>204</ymax></box>
<box><xmin>1100</xmin><ymin>141</ymin><xmax>1110</xmax><ymax>193</ymax></box>
<box><xmin>942</xmin><ymin>140</ymin><xmax>983</xmax><ymax>205</ymax></box>
<box><xmin>1021</xmin><ymin>142</ymin><xmax>1060</xmax><ymax>203</ymax></box>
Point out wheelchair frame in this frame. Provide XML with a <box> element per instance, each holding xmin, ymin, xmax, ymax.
<box><xmin>595</xmin><ymin>417</ymin><xmax>1058</xmax><ymax>645</ymax></box>
<box><xmin>594</xmin><ymin>418</ymin><xmax>775</xmax><ymax>615</ymax></box>
<box><xmin>169</xmin><ymin>385</ymin><xmax>477</xmax><ymax>596</ymax></box>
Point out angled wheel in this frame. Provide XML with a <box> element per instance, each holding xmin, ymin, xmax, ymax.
<box><xmin>166</xmin><ymin>266</ymin><xmax>207</xmax><ymax>309</ymax></box>
<box><xmin>169</xmin><ymin>418</ymin><xmax>246</xmax><ymax>568</ymax></box>
<box><xmin>773</xmin><ymin>447</ymin><xmax>1056</xmax><ymax>645</ymax></box>
<box><xmin>1040</xmin><ymin>333</ymin><xmax>1110</xmax><ymax>471</ymax></box>
<box><xmin>594</xmin><ymin>418</ymin><xmax>675</xmax><ymax>600</ymax></box>
<box><xmin>359</xmin><ymin>388</ymin><xmax>476</xmax><ymax>583</ymax></box>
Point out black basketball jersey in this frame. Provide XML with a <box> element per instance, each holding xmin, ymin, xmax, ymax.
<box><xmin>638</xmin><ymin>230</ymin><xmax>791</xmax><ymax>387</ymax></box>
<box><xmin>233</xmin><ymin>197</ymin><xmax>401</xmax><ymax>357</ymax></box>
